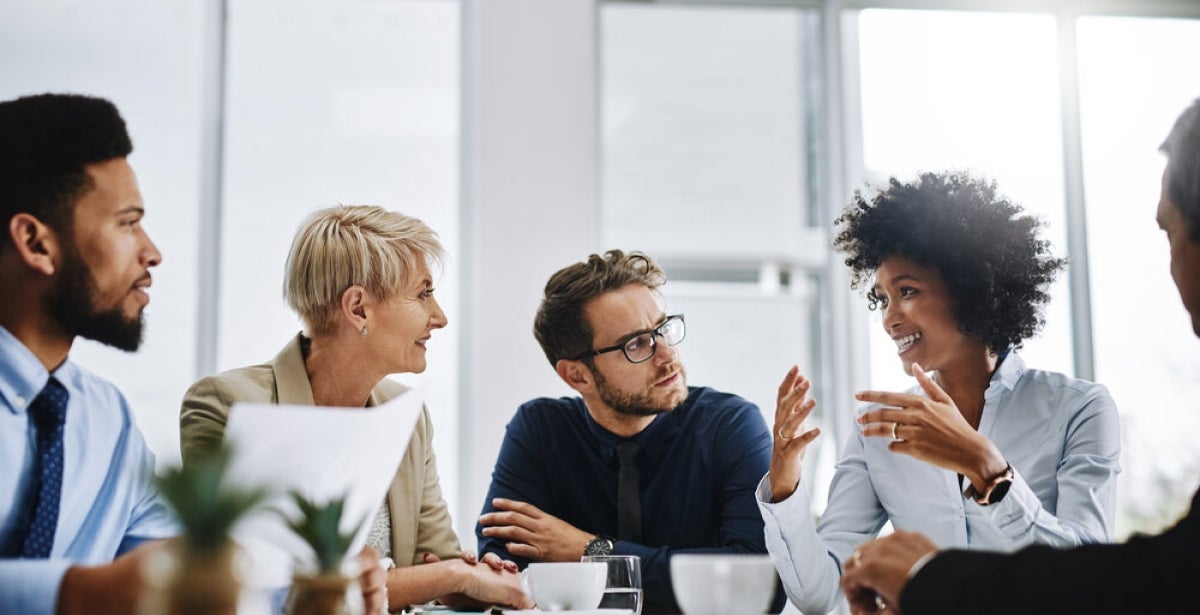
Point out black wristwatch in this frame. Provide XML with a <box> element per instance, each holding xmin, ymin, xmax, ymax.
<box><xmin>967</xmin><ymin>464</ymin><xmax>1015</xmax><ymax>506</ymax></box>
<box><xmin>585</xmin><ymin>535</ymin><xmax>615</xmax><ymax>556</ymax></box>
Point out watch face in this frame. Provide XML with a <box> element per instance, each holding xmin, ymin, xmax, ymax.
<box><xmin>986</xmin><ymin>477</ymin><xmax>1014</xmax><ymax>505</ymax></box>
<box><xmin>585</xmin><ymin>536</ymin><xmax>614</xmax><ymax>556</ymax></box>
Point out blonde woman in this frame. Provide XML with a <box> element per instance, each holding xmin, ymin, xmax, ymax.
<box><xmin>180</xmin><ymin>205</ymin><xmax>531</xmax><ymax>611</ymax></box>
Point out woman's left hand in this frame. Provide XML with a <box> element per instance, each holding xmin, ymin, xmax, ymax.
<box><xmin>424</xmin><ymin>550</ymin><xmax>518</xmax><ymax>573</ymax></box>
<box><xmin>357</xmin><ymin>546</ymin><xmax>388</xmax><ymax>614</ymax></box>
<box><xmin>855</xmin><ymin>362</ymin><xmax>1007</xmax><ymax>491</ymax></box>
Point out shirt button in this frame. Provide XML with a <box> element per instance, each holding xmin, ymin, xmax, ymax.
<box><xmin>14</xmin><ymin>395</ymin><xmax>25</xmax><ymax>407</ymax></box>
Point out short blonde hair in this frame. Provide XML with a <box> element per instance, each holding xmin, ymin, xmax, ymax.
<box><xmin>284</xmin><ymin>205</ymin><xmax>444</xmax><ymax>335</ymax></box>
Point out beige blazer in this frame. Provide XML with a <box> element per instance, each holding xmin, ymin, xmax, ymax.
<box><xmin>179</xmin><ymin>333</ymin><xmax>461</xmax><ymax>566</ymax></box>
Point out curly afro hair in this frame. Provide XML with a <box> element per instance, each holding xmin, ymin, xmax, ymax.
<box><xmin>833</xmin><ymin>171</ymin><xmax>1066</xmax><ymax>353</ymax></box>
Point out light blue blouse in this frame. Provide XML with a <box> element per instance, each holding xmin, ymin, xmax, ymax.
<box><xmin>0</xmin><ymin>326</ymin><xmax>177</xmax><ymax>614</ymax></box>
<box><xmin>757</xmin><ymin>353</ymin><xmax>1121</xmax><ymax>615</ymax></box>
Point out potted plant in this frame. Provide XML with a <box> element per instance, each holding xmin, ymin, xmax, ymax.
<box><xmin>143</xmin><ymin>445</ymin><xmax>269</xmax><ymax>615</ymax></box>
<box><xmin>283</xmin><ymin>492</ymin><xmax>369</xmax><ymax>615</ymax></box>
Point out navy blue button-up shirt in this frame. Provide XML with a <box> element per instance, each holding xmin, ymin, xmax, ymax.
<box><xmin>477</xmin><ymin>387</ymin><xmax>781</xmax><ymax>614</ymax></box>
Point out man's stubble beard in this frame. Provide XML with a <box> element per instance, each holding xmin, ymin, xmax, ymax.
<box><xmin>593</xmin><ymin>362</ymin><xmax>688</xmax><ymax>417</ymax></box>
<box><xmin>43</xmin><ymin>243</ymin><xmax>144</xmax><ymax>352</ymax></box>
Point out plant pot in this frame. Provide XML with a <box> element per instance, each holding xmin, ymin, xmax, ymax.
<box><xmin>140</xmin><ymin>540</ymin><xmax>242</xmax><ymax>615</ymax></box>
<box><xmin>284</xmin><ymin>567</ymin><xmax>364</xmax><ymax>615</ymax></box>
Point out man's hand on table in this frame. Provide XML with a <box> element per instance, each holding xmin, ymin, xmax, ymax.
<box><xmin>57</xmin><ymin>539</ymin><xmax>167</xmax><ymax>615</ymax></box>
<box><xmin>478</xmin><ymin>498</ymin><xmax>593</xmax><ymax>562</ymax></box>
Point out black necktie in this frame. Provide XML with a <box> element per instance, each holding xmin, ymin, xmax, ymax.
<box><xmin>18</xmin><ymin>377</ymin><xmax>69</xmax><ymax>558</ymax></box>
<box><xmin>616</xmin><ymin>439</ymin><xmax>642</xmax><ymax>543</ymax></box>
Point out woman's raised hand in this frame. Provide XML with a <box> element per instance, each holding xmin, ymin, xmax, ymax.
<box><xmin>855</xmin><ymin>362</ymin><xmax>1007</xmax><ymax>491</ymax></box>
<box><xmin>769</xmin><ymin>365</ymin><xmax>821</xmax><ymax>503</ymax></box>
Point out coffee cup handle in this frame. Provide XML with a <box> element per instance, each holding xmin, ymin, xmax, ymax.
<box><xmin>520</xmin><ymin>568</ymin><xmax>535</xmax><ymax>604</ymax></box>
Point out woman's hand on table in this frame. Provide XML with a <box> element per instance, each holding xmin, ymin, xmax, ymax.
<box><xmin>424</xmin><ymin>549</ymin><xmax>519</xmax><ymax>573</ymax></box>
<box><xmin>357</xmin><ymin>546</ymin><xmax>388</xmax><ymax>614</ymax></box>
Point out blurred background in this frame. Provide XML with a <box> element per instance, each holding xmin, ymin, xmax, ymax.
<box><xmin>4</xmin><ymin>0</ymin><xmax>1200</xmax><ymax>585</ymax></box>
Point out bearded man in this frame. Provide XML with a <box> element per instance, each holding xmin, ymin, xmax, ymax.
<box><xmin>476</xmin><ymin>250</ymin><xmax>783</xmax><ymax>614</ymax></box>
<box><xmin>0</xmin><ymin>93</ymin><xmax>174</xmax><ymax>614</ymax></box>
<box><xmin>0</xmin><ymin>93</ymin><xmax>388</xmax><ymax>615</ymax></box>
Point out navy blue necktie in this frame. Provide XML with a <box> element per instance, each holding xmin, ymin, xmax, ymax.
<box><xmin>616</xmin><ymin>439</ymin><xmax>642</xmax><ymax>542</ymax></box>
<box><xmin>19</xmin><ymin>377</ymin><xmax>69</xmax><ymax>558</ymax></box>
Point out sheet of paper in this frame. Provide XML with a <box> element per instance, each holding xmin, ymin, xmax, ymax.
<box><xmin>222</xmin><ymin>388</ymin><xmax>421</xmax><ymax>588</ymax></box>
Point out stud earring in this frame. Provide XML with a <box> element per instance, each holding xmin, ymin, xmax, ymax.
<box><xmin>360</xmin><ymin>325</ymin><xmax>368</xmax><ymax>337</ymax></box>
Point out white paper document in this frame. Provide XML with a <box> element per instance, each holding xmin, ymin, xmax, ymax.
<box><xmin>222</xmin><ymin>387</ymin><xmax>421</xmax><ymax>588</ymax></box>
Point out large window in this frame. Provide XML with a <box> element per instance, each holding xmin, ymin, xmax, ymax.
<box><xmin>9</xmin><ymin>0</ymin><xmax>1200</xmax><ymax>556</ymax></box>
<box><xmin>602</xmin><ymin>3</ymin><xmax>831</xmax><ymax>487</ymax></box>
<box><xmin>220</xmin><ymin>0</ymin><xmax>462</xmax><ymax>503</ymax></box>
<box><xmin>0</xmin><ymin>0</ymin><xmax>206</xmax><ymax>466</ymax></box>
<box><xmin>847</xmin><ymin>6</ymin><xmax>1200</xmax><ymax>539</ymax></box>
<box><xmin>854</xmin><ymin>8</ymin><xmax>1074</xmax><ymax>394</ymax></box>
<box><xmin>0</xmin><ymin>0</ymin><xmax>461</xmax><ymax>490</ymax></box>
<box><xmin>1077</xmin><ymin>15</ymin><xmax>1200</xmax><ymax>535</ymax></box>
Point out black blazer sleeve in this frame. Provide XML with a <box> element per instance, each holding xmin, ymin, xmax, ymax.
<box><xmin>901</xmin><ymin>489</ymin><xmax>1200</xmax><ymax>614</ymax></box>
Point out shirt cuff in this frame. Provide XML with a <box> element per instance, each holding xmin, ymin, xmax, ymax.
<box><xmin>0</xmin><ymin>558</ymin><xmax>73</xmax><ymax>615</ymax></box>
<box><xmin>966</xmin><ymin>466</ymin><xmax>1041</xmax><ymax>538</ymax></box>
<box><xmin>755</xmin><ymin>473</ymin><xmax>808</xmax><ymax>512</ymax></box>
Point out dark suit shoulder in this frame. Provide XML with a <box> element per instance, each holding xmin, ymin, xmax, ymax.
<box><xmin>903</xmin><ymin>486</ymin><xmax>1200</xmax><ymax>613</ymax></box>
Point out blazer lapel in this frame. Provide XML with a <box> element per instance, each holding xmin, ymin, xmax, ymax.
<box><xmin>271</xmin><ymin>334</ymin><xmax>316</xmax><ymax>405</ymax></box>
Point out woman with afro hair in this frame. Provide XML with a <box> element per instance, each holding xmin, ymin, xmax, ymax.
<box><xmin>756</xmin><ymin>171</ymin><xmax>1121</xmax><ymax>614</ymax></box>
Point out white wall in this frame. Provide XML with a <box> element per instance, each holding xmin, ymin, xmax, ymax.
<box><xmin>457</xmin><ymin>0</ymin><xmax>601</xmax><ymax>546</ymax></box>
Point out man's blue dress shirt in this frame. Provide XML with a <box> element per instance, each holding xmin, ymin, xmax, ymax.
<box><xmin>0</xmin><ymin>326</ymin><xmax>177</xmax><ymax>614</ymax></box>
<box><xmin>476</xmin><ymin>386</ymin><xmax>782</xmax><ymax>614</ymax></box>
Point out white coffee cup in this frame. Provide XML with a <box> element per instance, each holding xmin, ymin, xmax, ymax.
<box><xmin>669</xmin><ymin>554</ymin><xmax>776</xmax><ymax>615</ymax></box>
<box><xmin>521</xmin><ymin>562</ymin><xmax>607</xmax><ymax>611</ymax></box>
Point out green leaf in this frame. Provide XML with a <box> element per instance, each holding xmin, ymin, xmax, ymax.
<box><xmin>284</xmin><ymin>491</ymin><xmax>366</xmax><ymax>573</ymax></box>
<box><xmin>156</xmin><ymin>444</ymin><xmax>270</xmax><ymax>553</ymax></box>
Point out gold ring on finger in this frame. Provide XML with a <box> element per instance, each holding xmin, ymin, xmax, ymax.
<box><xmin>777</xmin><ymin>427</ymin><xmax>795</xmax><ymax>442</ymax></box>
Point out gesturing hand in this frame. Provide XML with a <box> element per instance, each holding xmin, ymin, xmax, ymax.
<box><xmin>478</xmin><ymin>498</ymin><xmax>593</xmax><ymax>562</ymax></box>
<box><xmin>855</xmin><ymin>362</ymin><xmax>1007</xmax><ymax>492</ymax></box>
<box><xmin>769</xmin><ymin>365</ymin><xmax>821</xmax><ymax>503</ymax></box>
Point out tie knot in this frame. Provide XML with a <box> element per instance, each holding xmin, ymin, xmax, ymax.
<box><xmin>30</xmin><ymin>378</ymin><xmax>68</xmax><ymax>429</ymax></box>
<box><xmin>616</xmin><ymin>439</ymin><xmax>640</xmax><ymax>466</ymax></box>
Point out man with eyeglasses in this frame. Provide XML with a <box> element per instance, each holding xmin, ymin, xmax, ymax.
<box><xmin>476</xmin><ymin>250</ymin><xmax>783</xmax><ymax>614</ymax></box>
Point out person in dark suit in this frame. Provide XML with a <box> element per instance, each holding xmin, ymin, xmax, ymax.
<box><xmin>838</xmin><ymin>97</ymin><xmax>1200</xmax><ymax>614</ymax></box>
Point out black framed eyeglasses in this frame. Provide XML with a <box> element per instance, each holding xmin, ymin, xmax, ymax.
<box><xmin>573</xmin><ymin>314</ymin><xmax>686</xmax><ymax>364</ymax></box>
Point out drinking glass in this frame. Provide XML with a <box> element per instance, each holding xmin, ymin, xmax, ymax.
<box><xmin>581</xmin><ymin>554</ymin><xmax>643</xmax><ymax>614</ymax></box>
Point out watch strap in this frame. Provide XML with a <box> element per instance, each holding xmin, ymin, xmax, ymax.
<box><xmin>966</xmin><ymin>463</ymin><xmax>1014</xmax><ymax>506</ymax></box>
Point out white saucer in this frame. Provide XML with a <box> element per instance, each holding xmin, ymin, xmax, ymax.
<box><xmin>503</xmin><ymin>609</ymin><xmax>635</xmax><ymax>615</ymax></box>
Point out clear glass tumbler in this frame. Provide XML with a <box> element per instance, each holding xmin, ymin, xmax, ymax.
<box><xmin>581</xmin><ymin>554</ymin><xmax>643</xmax><ymax>614</ymax></box>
